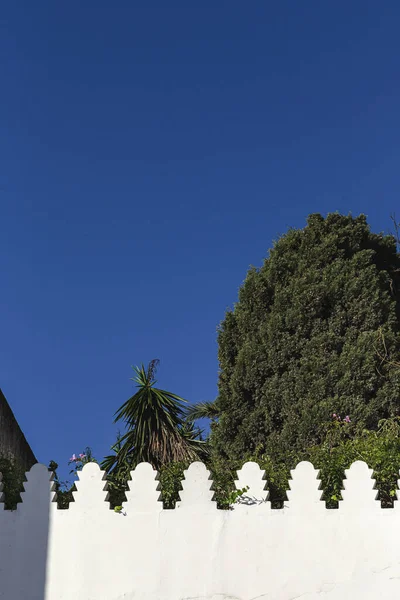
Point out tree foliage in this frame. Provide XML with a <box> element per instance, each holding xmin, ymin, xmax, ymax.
<box><xmin>0</xmin><ymin>456</ymin><xmax>25</xmax><ymax>510</ymax></box>
<box><xmin>48</xmin><ymin>460</ymin><xmax>74</xmax><ymax>510</ymax></box>
<box><xmin>309</xmin><ymin>415</ymin><xmax>400</xmax><ymax>508</ymax></box>
<box><xmin>100</xmin><ymin>360</ymin><xmax>208</xmax><ymax>506</ymax></box>
<box><xmin>104</xmin><ymin>360</ymin><xmax>207</xmax><ymax>472</ymax></box>
<box><xmin>212</xmin><ymin>214</ymin><xmax>400</xmax><ymax>464</ymax></box>
<box><xmin>185</xmin><ymin>401</ymin><xmax>219</xmax><ymax>422</ymax></box>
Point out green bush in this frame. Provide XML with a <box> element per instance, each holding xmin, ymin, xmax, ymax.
<box><xmin>308</xmin><ymin>416</ymin><xmax>400</xmax><ymax>508</ymax></box>
<box><xmin>0</xmin><ymin>456</ymin><xmax>25</xmax><ymax>510</ymax></box>
<box><xmin>13</xmin><ymin>415</ymin><xmax>400</xmax><ymax>512</ymax></box>
<box><xmin>91</xmin><ymin>416</ymin><xmax>400</xmax><ymax>511</ymax></box>
<box><xmin>241</xmin><ymin>417</ymin><xmax>400</xmax><ymax>509</ymax></box>
<box><xmin>159</xmin><ymin>461</ymin><xmax>187</xmax><ymax>508</ymax></box>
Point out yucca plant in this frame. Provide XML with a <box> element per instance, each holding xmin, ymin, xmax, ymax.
<box><xmin>103</xmin><ymin>360</ymin><xmax>208</xmax><ymax>473</ymax></box>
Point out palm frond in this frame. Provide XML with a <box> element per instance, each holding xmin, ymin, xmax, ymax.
<box><xmin>110</xmin><ymin>360</ymin><xmax>206</xmax><ymax>470</ymax></box>
<box><xmin>185</xmin><ymin>401</ymin><xmax>220</xmax><ymax>421</ymax></box>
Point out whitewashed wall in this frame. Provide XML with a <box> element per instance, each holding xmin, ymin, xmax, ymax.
<box><xmin>1</xmin><ymin>460</ymin><xmax>400</xmax><ymax>600</ymax></box>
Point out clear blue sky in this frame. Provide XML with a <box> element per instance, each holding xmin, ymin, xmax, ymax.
<box><xmin>1</xmin><ymin>1</ymin><xmax>400</xmax><ymax>481</ymax></box>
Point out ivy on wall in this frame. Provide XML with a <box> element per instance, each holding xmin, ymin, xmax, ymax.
<box><xmin>0</xmin><ymin>456</ymin><xmax>25</xmax><ymax>510</ymax></box>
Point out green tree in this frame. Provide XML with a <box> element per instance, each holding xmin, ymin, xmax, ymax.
<box><xmin>102</xmin><ymin>360</ymin><xmax>208</xmax><ymax>476</ymax></box>
<box><xmin>208</xmin><ymin>213</ymin><xmax>400</xmax><ymax>464</ymax></box>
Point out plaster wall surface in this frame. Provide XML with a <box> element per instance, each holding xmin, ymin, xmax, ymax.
<box><xmin>1</xmin><ymin>460</ymin><xmax>399</xmax><ymax>600</ymax></box>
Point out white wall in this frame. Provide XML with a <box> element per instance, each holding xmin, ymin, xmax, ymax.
<box><xmin>1</xmin><ymin>459</ymin><xmax>400</xmax><ymax>600</ymax></box>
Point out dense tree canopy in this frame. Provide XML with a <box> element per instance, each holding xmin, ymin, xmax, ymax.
<box><xmin>211</xmin><ymin>213</ymin><xmax>400</xmax><ymax>463</ymax></box>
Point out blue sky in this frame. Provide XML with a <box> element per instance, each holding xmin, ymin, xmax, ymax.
<box><xmin>1</xmin><ymin>1</ymin><xmax>400</xmax><ymax>482</ymax></box>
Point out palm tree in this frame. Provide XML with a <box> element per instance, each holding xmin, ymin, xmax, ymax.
<box><xmin>102</xmin><ymin>360</ymin><xmax>208</xmax><ymax>473</ymax></box>
<box><xmin>185</xmin><ymin>400</ymin><xmax>220</xmax><ymax>422</ymax></box>
<box><xmin>101</xmin><ymin>434</ymin><xmax>131</xmax><ymax>477</ymax></box>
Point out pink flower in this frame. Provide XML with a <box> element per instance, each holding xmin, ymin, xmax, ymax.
<box><xmin>344</xmin><ymin>415</ymin><xmax>351</xmax><ymax>423</ymax></box>
<box><xmin>332</xmin><ymin>413</ymin><xmax>337</xmax><ymax>418</ymax></box>
<box><xmin>69</xmin><ymin>454</ymin><xmax>77</xmax><ymax>462</ymax></box>
<box><xmin>79</xmin><ymin>453</ymin><xmax>86</xmax><ymax>459</ymax></box>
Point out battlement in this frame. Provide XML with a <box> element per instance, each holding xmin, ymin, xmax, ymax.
<box><xmin>1</xmin><ymin>460</ymin><xmax>400</xmax><ymax>599</ymax></box>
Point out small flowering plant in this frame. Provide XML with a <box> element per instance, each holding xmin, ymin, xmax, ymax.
<box><xmin>322</xmin><ymin>412</ymin><xmax>353</xmax><ymax>455</ymax></box>
<box><xmin>68</xmin><ymin>446</ymin><xmax>97</xmax><ymax>475</ymax></box>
